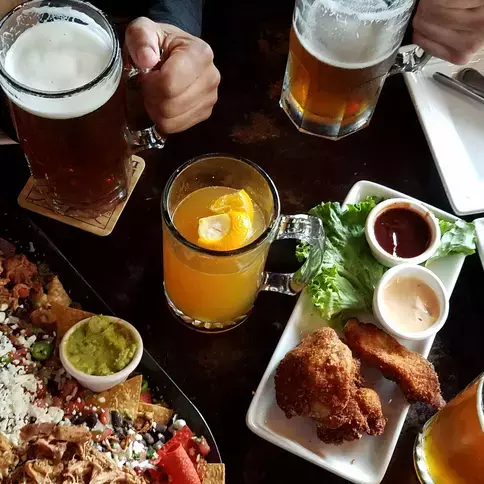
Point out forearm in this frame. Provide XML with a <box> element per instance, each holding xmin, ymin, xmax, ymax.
<box><xmin>148</xmin><ymin>0</ymin><xmax>203</xmax><ymax>37</ymax></box>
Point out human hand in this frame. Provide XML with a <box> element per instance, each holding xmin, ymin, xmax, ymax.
<box><xmin>125</xmin><ymin>17</ymin><xmax>220</xmax><ymax>133</ymax></box>
<box><xmin>413</xmin><ymin>0</ymin><xmax>484</xmax><ymax>64</ymax></box>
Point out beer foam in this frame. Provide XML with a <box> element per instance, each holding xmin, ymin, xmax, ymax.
<box><xmin>294</xmin><ymin>0</ymin><xmax>412</xmax><ymax>67</ymax></box>
<box><xmin>1</xmin><ymin>8</ymin><xmax>121</xmax><ymax>119</ymax></box>
<box><xmin>5</xmin><ymin>21</ymin><xmax>111</xmax><ymax>92</ymax></box>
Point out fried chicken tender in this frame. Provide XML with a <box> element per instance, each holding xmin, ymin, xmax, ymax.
<box><xmin>317</xmin><ymin>388</ymin><xmax>387</xmax><ymax>445</ymax></box>
<box><xmin>344</xmin><ymin>319</ymin><xmax>445</xmax><ymax>409</ymax></box>
<box><xmin>275</xmin><ymin>327</ymin><xmax>386</xmax><ymax>445</ymax></box>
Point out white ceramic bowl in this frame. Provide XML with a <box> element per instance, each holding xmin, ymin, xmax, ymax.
<box><xmin>365</xmin><ymin>198</ymin><xmax>441</xmax><ymax>268</ymax></box>
<box><xmin>59</xmin><ymin>316</ymin><xmax>143</xmax><ymax>392</ymax></box>
<box><xmin>373</xmin><ymin>264</ymin><xmax>449</xmax><ymax>341</ymax></box>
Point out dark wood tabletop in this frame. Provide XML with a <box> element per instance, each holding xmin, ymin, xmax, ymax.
<box><xmin>3</xmin><ymin>0</ymin><xmax>484</xmax><ymax>482</ymax></box>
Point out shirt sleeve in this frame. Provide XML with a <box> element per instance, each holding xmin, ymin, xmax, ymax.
<box><xmin>147</xmin><ymin>0</ymin><xmax>203</xmax><ymax>37</ymax></box>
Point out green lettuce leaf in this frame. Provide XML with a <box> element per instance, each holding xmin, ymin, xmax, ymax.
<box><xmin>426</xmin><ymin>219</ymin><xmax>476</xmax><ymax>265</ymax></box>
<box><xmin>296</xmin><ymin>196</ymin><xmax>386</xmax><ymax>322</ymax></box>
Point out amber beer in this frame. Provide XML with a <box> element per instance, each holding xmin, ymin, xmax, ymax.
<box><xmin>0</xmin><ymin>1</ymin><xmax>132</xmax><ymax>215</ymax></box>
<box><xmin>283</xmin><ymin>24</ymin><xmax>396</xmax><ymax>139</ymax></box>
<box><xmin>414</xmin><ymin>374</ymin><xmax>484</xmax><ymax>483</ymax></box>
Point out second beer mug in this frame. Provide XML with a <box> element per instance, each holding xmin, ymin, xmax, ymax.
<box><xmin>281</xmin><ymin>0</ymin><xmax>430</xmax><ymax>140</ymax></box>
<box><xmin>0</xmin><ymin>0</ymin><xmax>164</xmax><ymax>216</ymax></box>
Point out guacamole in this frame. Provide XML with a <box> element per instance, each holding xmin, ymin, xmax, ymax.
<box><xmin>66</xmin><ymin>316</ymin><xmax>138</xmax><ymax>376</ymax></box>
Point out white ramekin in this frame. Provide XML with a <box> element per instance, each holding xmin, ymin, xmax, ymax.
<box><xmin>373</xmin><ymin>264</ymin><xmax>449</xmax><ymax>341</ymax></box>
<box><xmin>365</xmin><ymin>198</ymin><xmax>441</xmax><ymax>268</ymax></box>
<box><xmin>59</xmin><ymin>316</ymin><xmax>143</xmax><ymax>392</ymax></box>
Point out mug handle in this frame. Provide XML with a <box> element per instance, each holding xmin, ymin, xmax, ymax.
<box><xmin>260</xmin><ymin>214</ymin><xmax>325</xmax><ymax>295</ymax></box>
<box><xmin>389</xmin><ymin>45</ymin><xmax>432</xmax><ymax>76</ymax></box>
<box><xmin>124</xmin><ymin>54</ymin><xmax>166</xmax><ymax>151</ymax></box>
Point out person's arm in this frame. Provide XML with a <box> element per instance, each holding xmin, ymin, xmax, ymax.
<box><xmin>147</xmin><ymin>0</ymin><xmax>203</xmax><ymax>37</ymax></box>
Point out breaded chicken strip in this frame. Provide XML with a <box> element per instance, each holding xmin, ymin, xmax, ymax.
<box><xmin>275</xmin><ymin>327</ymin><xmax>386</xmax><ymax>444</ymax></box>
<box><xmin>344</xmin><ymin>319</ymin><xmax>445</xmax><ymax>409</ymax></box>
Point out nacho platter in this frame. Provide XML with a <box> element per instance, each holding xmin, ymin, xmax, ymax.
<box><xmin>0</xmin><ymin>204</ymin><xmax>223</xmax><ymax>483</ymax></box>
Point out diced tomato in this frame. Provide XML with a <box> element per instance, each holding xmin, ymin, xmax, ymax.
<box><xmin>36</xmin><ymin>381</ymin><xmax>47</xmax><ymax>399</ymax></box>
<box><xmin>99</xmin><ymin>408</ymin><xmax>109</xmax><ymax>425</ymax></box>
<box><xmin>92</xmin><ymin>428</ymin><xmax>113</xmax><ymax>442</ymax></box>
<box><xmin>60</xmin><ymin>379</ymin><xmax>79</xmax><ymax>400</ymax></box>
<box><xmin>52</xmin><ymin>397</ymin><xmax>63</xmax><ymax>408</ymax></box>
<box><xmin>17</xmin><ymin>285</ymin><xmax>30</xmax><ymax>298</ymax></box>
<box><xmin>64</xmin><ymin>400</ymin><xmax>86</xmax><ymax>416</ymax></box>
<box><xmin>24</xmin><ymin>328</ymin><xmax>33</xmax><ymax>337</ymax></box>
<box><xmin>140</xmin><ymin>389</ymin><xmax>152</xmax><ymax>404</ymax></box>
<box><xmin>33</xmin><ymin>398</ymin><xmax>47</xmax><ymax>408</ymax></box>
<box><xmin>11</xmin><ymin>349</ymin><xmax>27</xmax><ymax>361</ymax></box>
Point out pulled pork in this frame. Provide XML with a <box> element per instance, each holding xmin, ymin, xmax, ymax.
<box><xmin>7</xmin><ymin>424</ymin><xmax>146</xmax><ymax>484</ymax></box>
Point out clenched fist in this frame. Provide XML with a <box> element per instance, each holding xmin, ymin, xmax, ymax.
<box><xmin>125</xmin><ymin>17</ymin><xmax>220</xmax><ymax>133</ymax></box>
<box><xmin>413</xmin><ymin>0</ymin><xmax>484</xmax><ymax>64</ymax></box>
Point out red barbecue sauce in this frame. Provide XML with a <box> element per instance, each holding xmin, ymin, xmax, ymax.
<box><xmin>374</xmin><ymin>208</ymin><xmax>431</xmax><ymax>258</ymax></box>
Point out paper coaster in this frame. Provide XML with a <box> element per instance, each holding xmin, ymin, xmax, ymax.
<box><xmin>18</xmin><ymin>155</ymin><xmax>145</xmax><ymax>236</ymax></box>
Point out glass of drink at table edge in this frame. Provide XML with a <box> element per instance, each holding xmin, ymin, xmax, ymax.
<box><xmin>281</xmin><ymin>0</ymin><xmax>432</xmax><ymax>140</ymax></box>
<box><xmin>0</xmin><ymin>0</ymin><xmax>164</xmax><ymax>216</ymax></box>
<box><xmin>162</xmin><ymin>154</ymin><xmax>325</xmax><ymax>332</ymax></box>
<box><xmin>414</xmin><ymin>373</ymin><xmax>484</xmax><ymax>484</ymax></box>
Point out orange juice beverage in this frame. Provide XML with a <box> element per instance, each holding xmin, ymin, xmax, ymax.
<box><xmin>163</xmin><ymin>186</ymin><xmax>268</xmax><ymax>325</ymax></box>
<box><xmin>161</xmin><ymin>154</ymin><xmax>324</xmax><ymax>332</ymax></box>
<box><xmin>414</xmin><ymin>374</ymin><xmax>484</xmax><ymax>484</ymax></box>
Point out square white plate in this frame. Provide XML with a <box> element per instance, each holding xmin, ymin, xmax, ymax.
<box><xmin>247</xmin><ymin>180</ymin><xmax>466</xmax><ymax>484</ymax></box>
<box><xmin>475</xmin><ymin>218</ymin><xmax>484</xmax><ymax>269</ymax></box>
<box><xmin>404</xmin><ymin>50</ymin><xmax>484</xmax><ymax>216</ymax></box>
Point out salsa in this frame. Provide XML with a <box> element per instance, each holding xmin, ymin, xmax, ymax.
<box><xmin>374</xmin><ymin>207</ymin><xmax>431</xmax><ymax>258</ymax></box>
<box><xmin>65</xmin><ymin>315</ymin><xmax>138</xmax><ymax>376</ymax></box>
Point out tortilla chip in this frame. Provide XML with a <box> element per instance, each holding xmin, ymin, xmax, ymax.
<box><xmin>89</xmin><ymin>376</ymin><xmax>142</xmax><ymax>419</ymax></box>
<box><xmin>203</xmin><ymin>464</ymin><xmax>225</xmax><ymax>484</ymax></box>
<box><xmin>49</xmin><ymin>301</ymin><xmax>93</xmax><ymax>339</ymax></box>
<box><xmin>47</xmin><ymin>276</ymin><xmax>72</xmax><ymax>307</ymax></box>
<box><xmin>137</xmin><ymin>402</ymin><xmax>173</xmax><ymax>425</ymax></box>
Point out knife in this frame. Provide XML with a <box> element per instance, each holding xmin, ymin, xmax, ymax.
<box><xmin>433</xmin><ymin>71</ymin><xmax>484</xmax><ymax>104</ymax></box>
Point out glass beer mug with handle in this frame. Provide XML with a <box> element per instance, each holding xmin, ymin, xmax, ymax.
<box><xmin>414</xmin><ymin>373</ymin><xmax>484</xmax><ymax>483</ymax></box>
<box><xmin>281</xmin><ymin>0</ymin><xmax>431</xmax><ymax>140</ymax></box>
<box><xmin>0</xmin><ymin>0</ymin><xmax>165</xmax><ymax>216</ymax></box>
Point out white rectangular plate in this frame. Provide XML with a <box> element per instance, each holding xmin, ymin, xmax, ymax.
<box><xmin>247</xmin><ymin>180</ymin><xmax>466</xmax><ymax>484</ymax></box>
<box><xmin>475</xmin><ymin>218</ymin><xmax>484</xmax><ymax>270</ymax></box>
<box><xmin>404</xmin><ymin>50</ymin><xmax>484</xmax><ymax>216</ymax></box>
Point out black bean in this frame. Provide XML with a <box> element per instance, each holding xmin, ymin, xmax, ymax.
<box><xmin>143</xmin><ymin>433</ymin><xmax>155</xmax><ymax>445</ymax></box>
<box><xmin>71</xmin><ymin>414</ymin><xmax>86</xmax><ymax>425</ymax></box>
<box><xmin>84</xmin><ymin>413</ymin><xmax>98</xmax><ymax>428</ymax></box>
<box><xmin>114</xmin><ymin>426</ymin><xmax>126</xmax><ymax>437</ymax></box>
<box><xmin>158</xmin><ymin>434</ymin><xmax>166</xmax><ymax>444</ymax></box>
<box><xmin>111</xmin><ymin>411</ymin><xmax>122</xmax><ymax>427</ymax></box>
<box><xmin>155</xmin><ymin>424</ymin><xmax>167</xmax><ymax>434</ymax></box>
<box><xmin>29</xmin><ymin>416</ymin><xmax>37</xmax><ymax>424</ymax></box>
<box><xmin>47</xmin><ymin>379</ymin><xmax>59</xmax><ymax>396</ymax></box>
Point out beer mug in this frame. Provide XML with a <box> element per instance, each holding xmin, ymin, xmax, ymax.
<box><xmin>414</xmin><ymin>373</ymin><xmax>484</xmax><ymax>483</ymax></box>
<box><xmin>281</xmin><ymin>0</ymin><xmax>430</xmax><ymax>140</ymax></box>
<box><xmin>0</xmin><ymin>0</ymin><xmax>165</xmax><ymax>215</ymax></box>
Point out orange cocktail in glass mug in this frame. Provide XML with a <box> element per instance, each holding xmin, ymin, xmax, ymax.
<box><xmin>414</xmin><ymin>373</ymin><xmax>484</xmax><ymax>483</ymax></box>
<box><xmin>161</xmin><ymin>154</ymin><xmax>324</xmax><ymax>332</ymax></box>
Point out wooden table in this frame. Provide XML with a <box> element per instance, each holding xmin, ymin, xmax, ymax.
<box><xmin>3</xmin><ymin>0</ymin><xmax>484</xmax><ymax>482</ymax></box>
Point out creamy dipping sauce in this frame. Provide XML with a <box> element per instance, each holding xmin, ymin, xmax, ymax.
<box><xmin>382</xmin><ymin>276</ymin><xmax>440</xmax><ymax>332</ymax></box>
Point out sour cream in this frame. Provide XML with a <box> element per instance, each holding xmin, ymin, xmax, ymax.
<box><xmin>381</xmin><ymin>276</ymin><xmax>440</xmax><ymax>333</ymax></box>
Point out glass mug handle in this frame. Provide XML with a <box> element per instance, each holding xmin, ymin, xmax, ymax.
<box><xmin>124</xmin><ymin>53</ymin><xmax>166</xmax><ymax>151</ymax></box>
<box><xmin>261</xmin><ymin>214</ymin><xmax>325</xmax><ymax>296</ymax></box>
<box><xmin>389</xmin><ymin>45</ymin><xmax>432</xmax><ymax>76</ymax></box>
